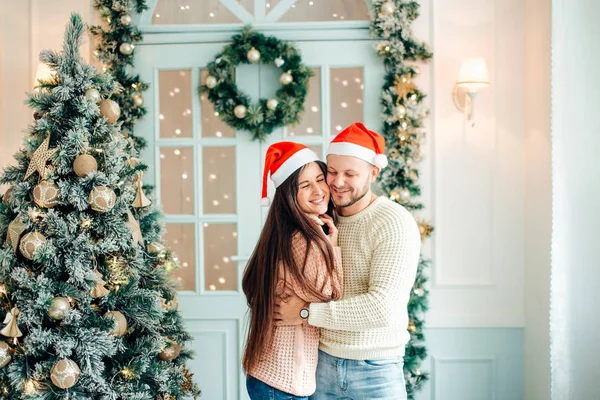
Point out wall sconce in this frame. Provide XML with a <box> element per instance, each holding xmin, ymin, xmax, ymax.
<box><xmin>453</xmin><ymin>57</ymin><xmax>489</xmax><ymax>124</ymax></box>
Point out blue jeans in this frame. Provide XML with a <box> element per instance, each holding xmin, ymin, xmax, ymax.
<box><xmin>246</xmin><ymin>375</ymin><xmax>309</xmax><ymax>400</ymax></box>
<box><xmin>310</xmin><ymin>350</ymin><xmax>407</xmax><ymax>400</ymax></box>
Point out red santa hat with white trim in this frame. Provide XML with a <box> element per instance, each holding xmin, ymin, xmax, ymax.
<box><xmin>327</xmin><ymin>122</ymin><xmax>388</xmax><ymax>169</ymax></box>
<box><xmin>261</xmin><ymin>141</ymin><xmax>319</xmax><ymax>206</ymax></box>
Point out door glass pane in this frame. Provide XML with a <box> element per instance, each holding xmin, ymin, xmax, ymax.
<box><xmin>203</xmin><ymin>147</ymin><xmax>236</xmax><ymax>214</ymax></box>
<box><xmin>288</xmin><ymin>68</ymin><xmax>321</xmax><ymax>137</ymax></box>
<box><xmin>200</xmin><ymin>69</ymin><xmax>236</xmax><ymax>138</ymax></box>
<box><xmin>164</xmin><ymin>223</ymin><xmax>195</xmax><ymax>291</ymax></box>
<box><xmin>239</xmin><ymin>0</ymin><xmax>255</xmax><ymax>14</ymax></box>
<box><xmin>159</xmin><ymin>70</ymin><xmax>192</xmax><ymax>138</ymax></box>
<box><xmin>152</xmin><ymin>0</ymin><xmax>242</xmax><ymax>24</ymax></box>
<box><xmin>204</xmin><ymin>223</ymin><xmax>238</xmax><ymax>291</ymax></box>
<box><xmin>308</xmin><ymin>145</ymin><xmax>322</xmax><ymax>159</ymax></box>
<box><xmin>160</xmin><ymin>147</ymin><xmax>194</xmax><ymax>214</ymax></box>
<box><xmin>330</xmin><ymin>67</ymin><xmax>364</xmax><ymax>136</ymax></box>
<box><xmin>276</xmin><ymin>0</ymin><xmax>370</xmax><ymax>22</ymax></box>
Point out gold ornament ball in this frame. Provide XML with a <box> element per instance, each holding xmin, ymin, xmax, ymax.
<box><xmin>393</xmin><ymin>105</ymin><xmax>406</xmax><ymax>117</ymax></box>
<box><xmin>88</xmin><ymin>186</ymin><xmax>116</xmax><ymax>213</ymax></box>
<box><xmin>105</xmin><ymin>311</ymin><xmax>127</xmax><ymax>336</ymax></box>
<box><xmin>33</xmin><ymin>180</ymin><xmax>60</xmax><ymax>208</ymax></box>
<box><xmin>205</xmin><ymin>75</ymin><xmax>217</xmax><ymax>89</ymax></box>
<box><xmin>85</xmin><ymin>88</ymin><xmax>101</xmax><ymax>103</ymax></box>
<box><xmin>247</xmin><ymin>48</ymin><xmax>261</xmax><ymax>63</ymax></box>
<box><xmin>73</xmin><ymin>154</ymin><xmax>98</xmax><ymax>177</ymax></box>
<box><xmin>119</xmin><ymin>42</ymin><xmax>134</xmax><ymax>55</ymax></box>
<box><xmin>159</xmin><ymin>342</ymin><xmax>181</xmax><ymax>361</ymax></box>
<box><xmin>234</xmin><ymin>105</ymin><xmax>247</xmax><ymax>119</ymax></box>
<box><xmin>2</xmin><ymin>186</ymin><xmax>13</xmax><ymax>205</ymax></box>
<box><xmin>51</xmin><ymin>359</ymin><xmax>80</xmax><ymax>389</ymax></box>
<box><xmin>120</xmin><ymin>14</ymin><xmax>132</xmax><ymax>26</ymax></box>
<box><xmin>0</xmin><ymin>341</ymin><xmax>11</xmax><ymax>368</ymax></box>
<box><xmin>99</xmin><ymin>99</ymin><xmax>121</xmax><ymax>124</ymax></box>
<box><xmin>133</xmin><ymin>93</ymin><xmax>144</xmax><ymax>107</ymax></box>
<box><xmin>19</xmin><ymin>232</ymin><xmax>46</xmax><ymax>260</ymax></box>
<box><xmin>280</xmin><ymin>72</ymin><xmax>293</xmax><ymax>85</ymax></box>
<box><xmin>381</xmin><ymin>1</ymin><xmax>396</xmax><ymax>15</ymax></box>
<box><xmin>147</xmin><ymin>242</ymin><xmax>165</xmax><ymax>253</ymax></box>
<box><xmin>48</xmin><ymin>297</ymin><xmax>71</xmax><ymax>320</ymax></box>
<box><xmin>266</xmin><ymin>98</ymin><xmax>278</xmax><ymax>110</ymax></box>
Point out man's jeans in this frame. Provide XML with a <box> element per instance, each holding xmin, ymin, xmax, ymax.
<box><xmin>310</xmin><ymin>350</ymin><xmax>408</xmax><ymax>400</ymax></box>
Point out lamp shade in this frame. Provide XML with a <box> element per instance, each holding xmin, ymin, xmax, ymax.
<box><xmin>456</xmin><ymin>57</ymin><xmax>489</xmax><ymax>90</ymax></box>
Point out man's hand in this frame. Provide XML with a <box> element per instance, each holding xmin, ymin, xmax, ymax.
<box><xmin>274</xmin><ymin>287</ymin><xmax>308</xmax><ymax>326</ymax></box>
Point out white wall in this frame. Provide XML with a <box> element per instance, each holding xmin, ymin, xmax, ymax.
<box><xmin>551</xmin><ymin>0</ymin><xmax>600</xmax><ymax>398</ymax></box>
<box><xmin>0</xmin><ymin>0</ymin><xmax>94</xmax><ymax>193</ymax></box>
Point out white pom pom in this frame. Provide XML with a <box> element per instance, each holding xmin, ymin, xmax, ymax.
<box><xmin>373</xmin><ymin>154</ymin><xmax>388</xmax><ymax>169</ymax></box>
<box><xmin>261</xmin><ymin>197</ymin><xmax>271</xmax><ymax>207</ymax></box>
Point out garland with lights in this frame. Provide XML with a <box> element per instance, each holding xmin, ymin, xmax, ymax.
<box><xmin>200</xmin><ymin>26</ymin><xmax>314</xmax><ymax>141</ymax></box>
<box><xmin>371</xmin><ymin>1</ymin><xmax>434</xmax><ymax>398</ymax></box>
<box><xmin>90</xmin><ymin>0</ymin><xmax>149</xmax><ymax>152</ymax></box>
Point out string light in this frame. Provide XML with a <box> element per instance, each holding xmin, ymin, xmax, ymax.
<box><xmin>0</xmin><ymin>285</ymin><xmax>6</xmax><ymax>295</ymax></box>
<box><xmin>81</xmin><ymin>218</ymin><xmax>92</xmax><ymax>229</ymax></box>
<box><xmin>121</xmin><ymin>368</ymin><xmax>134</xmax><ymax>379</ymax></box>
<box><xmin>24</xmin><ymin>380</ymin><xmax>37</xmax><ymax>394</ymax></box>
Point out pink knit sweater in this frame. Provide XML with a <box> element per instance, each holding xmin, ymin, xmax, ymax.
<box><xmin>248</xmin><ymin>232</ymin><xmax>343</xmax><ymax>396</ymax></box>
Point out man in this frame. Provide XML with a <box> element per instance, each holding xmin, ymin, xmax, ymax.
<box><xmin>275</xmin><ymin>122</ymin><xmax>421</xmax><ymax>399</ymax></box>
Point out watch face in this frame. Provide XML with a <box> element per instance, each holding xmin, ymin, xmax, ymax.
<box><xmin>300</xmin><ymin>308</ymin><xmax>309</xmax><ymax>319</ymax></box>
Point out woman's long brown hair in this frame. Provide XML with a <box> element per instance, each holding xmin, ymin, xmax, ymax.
<box><xmin>241</xmin><ymin>161</ymin><xmax>338</xmax><ymax>373</ymax></box>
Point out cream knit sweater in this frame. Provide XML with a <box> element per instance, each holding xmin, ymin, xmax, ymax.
<box><xmin>308</xmin><ymin>196</ymin><xmax>421</xmax><ymax>360</ymax></box>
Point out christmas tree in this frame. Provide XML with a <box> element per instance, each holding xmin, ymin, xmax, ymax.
<box><xmin>0</xmin><ymin>14</ymin><xmax>199</xmax><ymax>399</ymax></box>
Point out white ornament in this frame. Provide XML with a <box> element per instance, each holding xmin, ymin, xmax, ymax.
<box><xmin>205</xmin><ymin>75</ymin><xmax>217</xmax><ymax>89</ymax></box>
<box><xmin>275</xmin><ymin>57</ymin><xmax>285</xmax><ymax>68</ymax></box>
<box><xmin>280</xmin><ymin>72</ymin><xmax>293</xmax><ymax>85</ymax></box>
<box><xmin>215</xmin><ymin>57</ymin><xmax>222</xmax><ymax>64</ymax></box>
<box><xmin>393</xmin><ymin>105</ymin><xmax>406</xmax><ymax>117</ymax></box>
<box><xmin>48</xmin><ymin>297</ymin><xmax>71</xmax><ymax>320</ymax></box>
<box><xmin>133</xmin><ymin>93</ymin><xmax>144</xmax><ymax>107</ymax></box>
<box><xmin>120</xmin><ymin>14</ymin><xmax>132</xmax><ymax>26</ymax></box>
<box><xmin>247</xmin><ymin>48</ymin><xmax>261</xmax><ymax>63</ymax></box>
<box><xmin>381</xmin><ymin>1</ymin><xmax>396</xmax><ymax>15</ymax></box>
<box><xmin>85</xmin><ymin>88</ymin><xmax>101</xmax><ymax>103</ymax></box>
<box><xmin>234</xmin><ymin>105</ymin><xmax>247</xmax><ymax>119</ymax></box>
<box><xmin>399</xmin><ymin>189</ymin><xmax>411</xmax><ymax>202</ymax></box>
<box><xmin>119</xmin><ymin>42</ymin><xmax>133</xmax><ymax>55</ymax></box>
<box><xmin>267</xmin><ymin>99</ymin><xmax>279</xmax><ymax>110</ymax></box>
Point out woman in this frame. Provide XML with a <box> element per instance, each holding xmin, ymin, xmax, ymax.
<box><xmin>242</xmin><ymin>142</ymin><xmax>343</xmax><ymax>399</ymax></box>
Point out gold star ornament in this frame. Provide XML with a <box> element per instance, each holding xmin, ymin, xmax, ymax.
<box><xmin>24</xmin><ymin>135</ymin><xmax>58</xmax><ymax>181</ymax></box>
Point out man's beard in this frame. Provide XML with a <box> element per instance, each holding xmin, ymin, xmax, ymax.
<box><xmin>334</xmin><ymin>180</ymin><xmax>371</xmax><ymax>208</ymax></box>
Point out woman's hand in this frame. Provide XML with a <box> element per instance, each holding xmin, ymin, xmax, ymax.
<box><xmin>319</xmin><ymin>214</ymin><xmax>338</xmax><ymax>247</ymax></box>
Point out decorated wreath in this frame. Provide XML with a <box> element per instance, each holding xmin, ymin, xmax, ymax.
<box><xmin>200</xmin><ymin>26</ymin><xmax>314</xmax><ymax>141</ymax></box>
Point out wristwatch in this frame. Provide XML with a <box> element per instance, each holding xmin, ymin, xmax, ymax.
<box><xmin>300</xmin><ymin>307</ymin><xmax>309</xmax><ymax>320</ymax></box>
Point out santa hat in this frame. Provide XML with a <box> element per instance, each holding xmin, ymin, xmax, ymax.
<box><xmin>327</xmin><ymin>122</ymin><xmax>388</xmax><ymax>169</ymax></box>
<box><xmin>261</xmin><ymin>142</ymin><xmax>319</xmax><ymax>206</ymax></box>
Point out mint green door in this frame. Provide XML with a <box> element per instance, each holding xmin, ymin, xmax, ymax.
<box><xmin>134</xmin><ymin>38</ymin><xmax>382</xmax><ymax>399</ymax></box>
